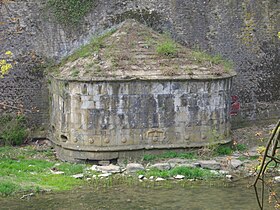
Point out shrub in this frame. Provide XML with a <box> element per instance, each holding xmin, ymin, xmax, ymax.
<box><xmin>0</xmin><ymin>115</ymin><xmax>28</xmax><ymax>146</ymax></box>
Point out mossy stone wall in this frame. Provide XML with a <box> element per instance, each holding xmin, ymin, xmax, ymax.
<box><xmin>0</xmin><ymin>0</ymin><xmax>279</xmax><ymax>130</ymax></box>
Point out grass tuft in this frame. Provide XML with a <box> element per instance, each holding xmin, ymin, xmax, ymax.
<box><xmin>192</xmin><ymin>51</ymin><xmax>233</xmax><ymax>72</ymax></box>
<box><xmin>156</xmin><ymin>39</ymin><xmax>178</xmax><ymax>57</ymax></box>
<box><xmin>214</xmin><ymin>145</ymin><xmax>233</xmax><ymax>156</ymax></box>
<box><xmin>137</xmin><ymin>166</ymin><xmax>217</xmax><ymax>179</ymax></box>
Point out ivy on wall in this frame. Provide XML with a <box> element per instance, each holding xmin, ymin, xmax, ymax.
<box><xmin>47</xmin><ymin>0</ymin><xmax>96</xmax><ymax>26</ymax></box>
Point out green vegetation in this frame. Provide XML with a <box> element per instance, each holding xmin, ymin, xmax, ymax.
<box><xmin>213</xmin><ymin>145</ymin><xmax>233</xmax><ymax>156</ymax></box>
<box><xmin>70</xmin><ymin>68</ymin><xmax>79</xmax><ymax>77</ymax></box>
<box><xmin>137</xmin><ymin>166</ymin><xmax>217</xmax><ymax>179</ymax></box>
<box><xmin>0</xmin><ymin>115</ymin><xmax>28</xmax><ymax>146</ymax></box>
<box><xmin>192</xmin><ymin>50</ymin><xmax>233</xmax><ymax>72</ymax></box>
<box><xmin>143</xmin><ymin>151</ymin><xmax>196</xmax><ymax>161</ymax></box>
<box><xmin>47</xmin><ymin>0</ymin><xmax>96</xmax><ymax>26</ymax></box>
<box><xmin>0</xmin><ymin>146</ymin><xmax>89</xmax><ymax>196</ymax></box>
<box><xmin>238</xmin><ymin>155</ymin><xmax>258</xmax><ymax>161</ymax></box>
<box><xmin>62</xmin><ymin>29</ymin><xmax>116</xmax><ymax>64</ymax></box>
<box><xmin>0</xmin><ymin>181</ymin><xmax>18</xmax><ymax>197</ymax></box>
<box><xmin>235</xmin><ymin>143</ymin><xmax>247</xmax><ymax>151</ymax></box>
<box><xmin>50</xmin><ymin>29</ymin><xmax>117</xmax><ymax>75</ymax></box>
<box><xmin>156</xmin><ymin>39</ymin><xmax>178</xmax><ymax>57</ymax></box>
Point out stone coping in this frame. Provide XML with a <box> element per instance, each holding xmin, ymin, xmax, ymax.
<box><xmin>50</xmin><ymin>72</ymin><xmax>236</xmax><ymax>82</ymax></box>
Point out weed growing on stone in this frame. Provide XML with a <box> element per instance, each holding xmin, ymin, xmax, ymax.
<box><xmin>191</xmin><ymin>50</ymin><xmax>233</xmax><ymax>72</ymax></box>
<box><xmin>61</xmin><ymin>29</ymin><xmax>117</xmax><ymax>65</ymax></box>
<box><xmin>70</xmin><ymin>68</ymin><xmax>79</xmax><ymax>77</ymax></box>
<box><xmin>47</xmin><ymin>0</ymin><xmax>96</xmax><ymax>26</ymax></box>
<box><xmin>156</xmin><ymin>39</ymin><xmax>178</xmax><ymax>57</ymax></box>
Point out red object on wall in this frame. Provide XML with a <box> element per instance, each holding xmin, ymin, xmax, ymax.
<box><xmin>230</xmin><ymin>95</ymin><xmax>240</xmax><ymax>116</ymax></box>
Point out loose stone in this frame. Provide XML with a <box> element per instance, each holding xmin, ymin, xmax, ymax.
<box><xmin>210</xmin><ymin>170</ymin><xmax>219</xmax><ymax>175</ymax></box>
<box><xmin>273</xmin><ymin>176</ymin><xmax>280</xmax><ymax>183</ymax></box>
<box><xmin>89</xmin><ymin>165</ymin><xmax>98</xmax><ymax>171</ymax></box>
<box><xmin>50</xmin><ymin>170</ymin><xmax>64</xmax><ymax>175</ymax></box>
<box><xmin>138</xmin><ymin>175</ymin><xmax>145</xmax><ymax>179</ymax></box>
<box><xmin>198</xmin><ymin>160</ymin><xmax>221</xmax><ymax>170</ymax></box>
<box><xmin>174</xmin><ymin>175</ymin><xmax>185</xmax><ymax>179</ymax></box>
<box><xmin>219</xmin><ymin>170</ymin><xmax>229</xmax><ymax>175</ymax></box>
<box><xmin>126</xmin><ymin>163</ymin><xmax>145</xmax><ymax>173</ymax></box>
<box><xmin>149</xmin><ymin>163</ymin><xmax>171</xmax><ymax>171</ymax></box>
<box><xmin>98</xmin><ymin>173</ymin><xmax>112</xmax><ymax>178</ymax></box>
<box><xmin>97</xmin><ymin>164</ymin><xmax>121</xmax><ymax>174</ymax></box>
<box><xmin>230</xmin><ymin>159</ymin><xmax>243</xmax><ymax>169</ymax></box>
<box><xmin>155</xmin><ymin>177</ymin><xmax>165</xmax><ymax>181</ymax></box>
<box><xmin>226</xmin><ymin>175</ymin><xmax>233</xmax><ymax>180</ymax></box>
<box><xmin>72</xmin><ymin>174</ymin><xmax>84</xmax><ymax>179</ymax></box>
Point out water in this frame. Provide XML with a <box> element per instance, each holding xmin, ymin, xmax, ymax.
<box><xmin>0</xmin><ymin>179</ymin><xmax>275</xmax><ymax>210</ymax></box>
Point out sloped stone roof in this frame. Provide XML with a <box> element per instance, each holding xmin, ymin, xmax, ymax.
<box><xmin>53</xmin><ymin>19</ymin><xmax>236</xmax><ymax>81</ymax></box>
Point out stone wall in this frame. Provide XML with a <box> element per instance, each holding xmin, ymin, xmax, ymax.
<box><xmin>0</xmin><ymin>0</ymin><xmax>279</xmax><ymax>131</ymax></box>
<box><xmin>49</xmin><ymin>78</ymin><xmax>233</xmax><ymax>161</ymax></box>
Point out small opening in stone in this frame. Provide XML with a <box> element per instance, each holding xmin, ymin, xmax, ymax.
<box><xmin>80</xmin><ymin>158</ymin><xmax>118</xmax><ymax>165</ymax></box>
<box><xmin>60</xmin><ymin>135</ymin><xmax>68</xmax><ymax>142</ymax></box>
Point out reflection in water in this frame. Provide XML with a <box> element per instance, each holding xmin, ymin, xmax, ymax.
<box><xmin>0</xmin><ymin>179</ymin><xmax>275</xmax><ymax>210</ymax></box>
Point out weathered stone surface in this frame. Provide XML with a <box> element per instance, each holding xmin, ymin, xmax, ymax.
<box><xmin>247</xmin><ymin>147</ymin><xmax>260</xmax><ymax>157</ymax></box>
<box><xmin>50</xmin><ymin>75</ymin><xmax>233</xmax><ymax>162</ymax></box>
<box><xmin>126</xmin><ymin>163</ymin><xmax>145</xmax><ymax>173</ymax></box>
<box><xmin>198</xmin><ymin>160</ymin><xmax>221</xmax><ymax>170</ymax></box>
<box><xmin>97</xmin><ymin>164</ymin><xmax>121</xmax><ymax>174</ymax></box>
<box><xmin>167</xmin><ymin>158</ymin><xmax>189</xmax><ymax>164</ymax></box>
<box><xmin>230</xmin><ymin>159</ymin><xmax>243</xmax><ymax>169</ymax></box>
<box><xmin>150</xmin><ymin>163</ymin><xmax>171</xmax><ymax>171</ymax></box>
<box><xmin>1</xmin><ymin>0</ymin><xmax>279</xmax><ymax>132</ymax></box>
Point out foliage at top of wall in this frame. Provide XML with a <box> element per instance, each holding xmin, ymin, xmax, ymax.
<box><xmin>47</xmin><ymin>0</ymin><xmax>96</xmax><ymax>26</ymax></box>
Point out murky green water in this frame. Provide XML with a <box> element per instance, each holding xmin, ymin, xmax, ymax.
<box><xmin>0</xmin><ymin>179</ymin><xmax>275</xmax><ymax>210</ymax></box>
